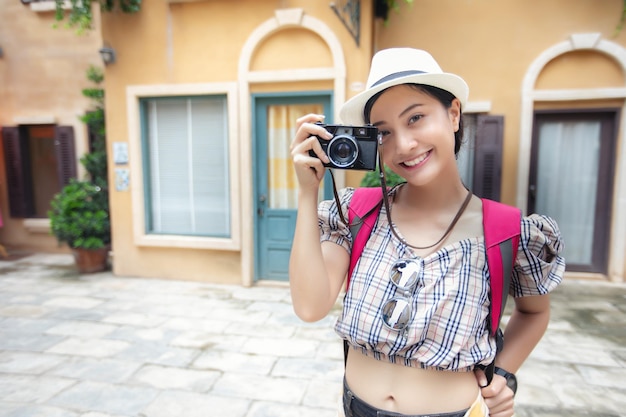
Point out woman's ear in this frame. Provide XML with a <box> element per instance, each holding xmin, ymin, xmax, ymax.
<box><xmin>449</xmin><ymin>99</ymin><xmax>461</xmax><ymax>132</ymax></box>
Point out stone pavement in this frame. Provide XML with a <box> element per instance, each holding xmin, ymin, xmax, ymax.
<box><xmin>0</xmin><ymin>253</ymin><xmax>624</xmax><ymax>417</ymax></box>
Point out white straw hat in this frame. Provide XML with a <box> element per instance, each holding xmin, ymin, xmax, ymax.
<box><xmin>339</xmin><ymin>48</ymin><xmax>469</xmax><ymax>125</ymax></box>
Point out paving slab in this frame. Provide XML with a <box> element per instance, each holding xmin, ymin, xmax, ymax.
<box><xmin>0</xmin><ymin>253</ymin><xmax>624</xmax><ymax>417</ymax></box>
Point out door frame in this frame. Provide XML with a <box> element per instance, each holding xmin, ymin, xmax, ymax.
<box><xmin>516</xmin><ymin>33</ymin><xmax>626</xmax><ymax>282</ymax></box>
<box><xmin>251</xmin><ymin>91</ymin><xmax>334</xmax><ymax>281</ymax></box>
<box><xmin>529</xmin><ymin>108</ymin><xmax>619</xmax><ymax>274</ymax></box>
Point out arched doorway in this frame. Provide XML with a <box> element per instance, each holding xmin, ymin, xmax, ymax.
<box><xmin>517</xmin><ymin>33</ymin><xmax>626</xmax><ymax>281</ymax></box>
<box><xmin>237</xmin><ymin>8</ymin><xmax>346</xmax><ymax>284</ymax></box>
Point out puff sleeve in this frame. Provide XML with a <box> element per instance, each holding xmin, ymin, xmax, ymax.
<box><xmin>511</xmin><ymin>214</ymin><xmax>566</xmax><ymax>297</ymax></box>
<box><xmin>318</xmin><ymin>187</ymin><xmax>355</xmax><ymax>254</ymax></box>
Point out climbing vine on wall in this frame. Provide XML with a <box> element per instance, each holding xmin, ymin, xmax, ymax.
<box><xmin>375</xmin><ymin>0</ymin><xmax>413</xmax><ymax>22</ymax></box>
<box><xmin>615</xmin><ymin>0</ymin><xmax>626</xmax><ymax>36</ymax></box>
<box><xmin>54</xmin><ymin>0</ymin><xmax>141</xmax><ymax>33</ymax></box>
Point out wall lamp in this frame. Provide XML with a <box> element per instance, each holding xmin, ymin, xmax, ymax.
<box><xmin>99</xmin><ymin>46</ymin><xmax>116</xmax><ymax>65</ymax></box>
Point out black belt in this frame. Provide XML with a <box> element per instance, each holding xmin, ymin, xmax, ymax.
<box><xmin>343</xmin><ymin>379</ymin><xmax>469</xmax><ymax>417</ymax></box>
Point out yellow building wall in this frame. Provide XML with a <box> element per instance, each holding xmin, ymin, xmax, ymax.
<box><xmin>0</xmin><ymin>0</ymin><xmax>103</xmax><ymax>253</ymax></box>
<box><xmin>9</xmin><ymin>0</ymin><xmax>614</xmax><ymax>282</ymax></box>
<box><xmin>100</xmin><ymin>0</ymin><xmax>375</xmax><ymax>283</ymax></box>
<box><xmin>374</xmin><ymin>0</ymin><xmax>626</xmax><ymax>206</ymax></box>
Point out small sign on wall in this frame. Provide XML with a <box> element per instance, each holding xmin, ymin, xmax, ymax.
<box><xmin>113</xmin><ymin>142</ymin><xmax>129</xmax><ymax>165</ymax></box>
<box><xmin>115</xmin><ymin>168</ymin><xmax>130</xmax><ymax>192</ymax></box>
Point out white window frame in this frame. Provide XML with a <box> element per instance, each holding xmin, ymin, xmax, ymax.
<box><xmin>126</xmin><ymin>83</ymin><xmax>240</xmax><ymax>250</ymax></box>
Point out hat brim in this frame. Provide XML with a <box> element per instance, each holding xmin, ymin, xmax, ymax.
<box><xmin>339</xmin><ymin>72</ymin><xmax>469</xmax><ymax>125</ymax></box>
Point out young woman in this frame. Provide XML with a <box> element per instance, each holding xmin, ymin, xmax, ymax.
<box><xmin>289</xmin><ymin>48</ymin><xmax>565</xmax><ymax>417</ymax></box>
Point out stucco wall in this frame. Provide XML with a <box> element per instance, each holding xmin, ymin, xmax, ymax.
<box><xmin>100</xmin><ymin>0</ymin><xmax>375</xmax><ymax>283</ymax></box>
<box><xmin>373</xmin><ymin>0</ymin><xmax>626</xmax><ymax>282</ymax></box>
<box><xmin>374</xmin><ymin>0</ymin><xmax>626</xmax><ymax>206</ymax></box>
<box><xmin>6</xmin><ymin>0</ymin><xmax>617</xmax><ymax>282</ymax></box>
<box><xmin>0</xmin><ymin>0</ymin><xmax>102</xmax><ymax>252</ymax></box>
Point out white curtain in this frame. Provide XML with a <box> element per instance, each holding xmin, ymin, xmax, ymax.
<box><xmin>535</xmin><ymin>121</ymin><xmax>600</xmax><ymax>264</ymax></box>
<box><xmin>267</xmin><ymin>104</ymin><xmax>323</xmax><ymax>209</ymax></box>
<box><xmin>147</xmin><ymin>97</ymin><xmax>230</xmax><ymax>237</ymax></box>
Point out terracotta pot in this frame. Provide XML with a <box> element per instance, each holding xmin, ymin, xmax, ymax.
<box><xmin>71</xmin><ymin>247</ymin><xmax>110</xmax><ymax>273</ymax></box>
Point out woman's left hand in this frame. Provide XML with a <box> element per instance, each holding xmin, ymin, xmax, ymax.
<box><xmin>474</xmin><ymin>369</ymin><xmax>515</xmax><ymax>417</ymax></box>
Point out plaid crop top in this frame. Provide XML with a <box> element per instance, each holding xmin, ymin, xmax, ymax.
<box><xmin>319</xmin><ymin>187</ymin><xmax>565</xmax><ymax>372</ymax></box>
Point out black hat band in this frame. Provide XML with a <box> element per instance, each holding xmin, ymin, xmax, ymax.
<box><xmin>371</xmin><ymin>70</ymin><xmax>427</xmax><ymax>88</ymax></box>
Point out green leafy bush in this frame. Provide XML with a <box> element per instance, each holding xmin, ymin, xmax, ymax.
<box><xmin>48</xmin><ymin>66</ymin><xmax>110</xmax><ymax>250</ymax></box>
<box><xmin>49</xmin><ymin>180</ymin><xmax>110</xmax><ymax>249</ymax></box>
<box><xmin>55</xmin><ymin>0</ymin><xmax>141</xmax><ymax>33</ymax></box>
<box><xmin>360</xmin><ymin>165</ymin><xmax>405</xmax><ymax>188</ymax></box>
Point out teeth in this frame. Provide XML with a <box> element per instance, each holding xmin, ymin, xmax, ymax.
<box><xmin>403</xmin><ymin>151</ymin><xmax>429</xmax><ymax>167</ymax></box>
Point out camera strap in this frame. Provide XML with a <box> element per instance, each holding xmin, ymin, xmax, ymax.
<box><xmin>329</xmin><ymin>170</ymin><xmax>348</xmax><ymax>226</ymax></box>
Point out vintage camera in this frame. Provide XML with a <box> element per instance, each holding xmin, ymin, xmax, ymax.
<box><xmin>310</xmin><ymin>124</ymin><xmax>379</xmax><ymax>171</ymax></box>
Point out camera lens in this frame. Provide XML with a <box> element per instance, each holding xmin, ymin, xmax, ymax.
<box><xmin>327</xmin><ymin>134</ymin><xmax>358</xmax><ymax>168</ymax></box>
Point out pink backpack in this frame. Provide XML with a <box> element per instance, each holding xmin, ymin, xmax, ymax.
<box><xmin>346</xmin><ymin>187</ymin><xmax>521</xmax><ymax>382</ymax></box>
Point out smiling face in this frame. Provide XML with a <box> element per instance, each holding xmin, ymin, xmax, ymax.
<box><xmin>368</xmin><ymin>84</ymin><xmax>462</xmax><ymax>187</ymax></box>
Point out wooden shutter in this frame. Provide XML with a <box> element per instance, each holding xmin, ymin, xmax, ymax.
<box><xmin>54</xmin><ymin>126</ymin><xmax>77</xmax><ymax>188</ymax></box>
<box><xmin>2</xmin><ymin>126</ymin><xmax>35</xmax><ymax>217</ymax></box>
<box><xmin>472</xmin><ymin>115</ymin><xmax>504</xmax><ymax>201</ymax></box>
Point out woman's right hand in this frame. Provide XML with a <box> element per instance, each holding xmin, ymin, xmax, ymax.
<box><xmin>289</xmin><ymin>114</ymin><xmax>347</xmax><ymax>322</ymax></box>
<box><xmin>290</xmin><ymin>114</ymin><xmax>333</xmax><ymax>192</ymax></box>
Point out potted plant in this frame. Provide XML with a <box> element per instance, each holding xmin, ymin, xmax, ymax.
<box><xmin>48</xmin><ymin>66</ymin><xmax>111</xmax><ymax>273</ymax></box>
<box><xmin>49</xmin><ymin>179</ymin><xmax>110</xmax><ymax>273</ymax></box>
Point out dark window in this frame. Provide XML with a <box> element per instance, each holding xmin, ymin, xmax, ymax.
<box><xmin>473</xmin><ymin>115</ymin><xmax>504</xmax><ymax>201</ymax></box>
<box><xmin>458</xmin><ymin>115</ymin><xmax>504</xmax><ymax>201</ymax></box>
<box><xmin>2</xmin><ymin>125</ymin><xmax>76</xmax><ymax>218</ymax></box>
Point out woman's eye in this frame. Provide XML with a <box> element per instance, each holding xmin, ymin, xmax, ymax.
<box><xmin>409</xmin><ymin>114</ymin><xmax>423</xmax><ymax>124</ymax></box>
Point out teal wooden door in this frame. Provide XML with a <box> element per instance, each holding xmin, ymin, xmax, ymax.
<box><xmin>253</xmin><ymin>93</ymin><xmax>332</xmax><ymax>281</ymax></box>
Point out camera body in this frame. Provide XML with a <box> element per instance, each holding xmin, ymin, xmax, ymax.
<box><xmin>310</xmin><ymin>124</ymin><xmax>379</xmax><ymax>171</ymax></box>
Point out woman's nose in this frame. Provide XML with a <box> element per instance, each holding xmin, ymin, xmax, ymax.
<box><xmin>395</xmin><ymin>129</ymin><xmax>418</xmax><ymax>153</ymax></box>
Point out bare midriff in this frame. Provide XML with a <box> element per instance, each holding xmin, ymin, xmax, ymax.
<box><xmin>345</xmin><ymin>349</ymin><xmax>478</xmax><ymax>414</ymax></box>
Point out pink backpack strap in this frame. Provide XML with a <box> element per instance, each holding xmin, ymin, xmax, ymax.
<box><xmin>343</xmin><ymin>193</ymin><xmax>522</xmax><ymax>379</ymax></box>
<box><xmin>347</xmin><ymin>187</ymin><xmax>383</xmax><ymax>288</ymax></box>
<box><xmin>480</xmin><ymin>198</ymin><xmax>521</xmax><ymax>383</ymax></box>
<box><xmin>481</xmin><ymin>199</ymin><xmax>522</xmax><ymax>336</ymax></box>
